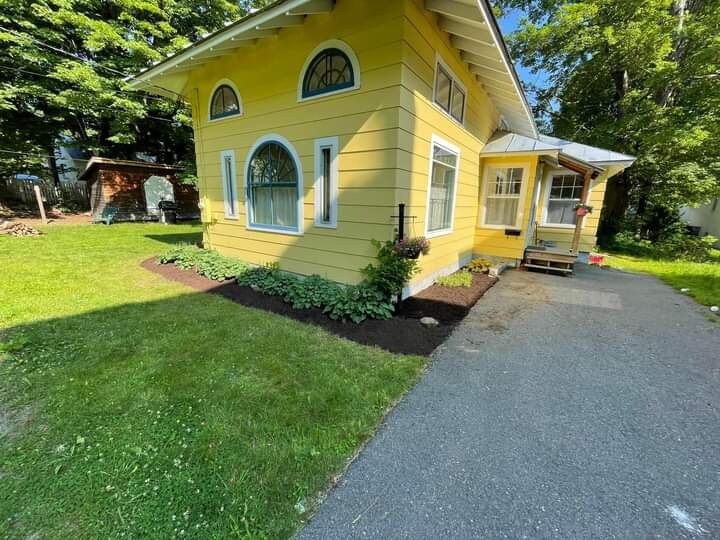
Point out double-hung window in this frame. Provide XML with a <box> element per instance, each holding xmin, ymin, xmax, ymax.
<box><xmin>483</xmin><ymin>167</ymin><xmax>526</xmax><ymax>228</ymax></box>
<box><xmin>433</xmin><ymin>61</ymin><xmax>465</xmax><ymax>124</ymax></box>
<box><xmin>426</xmin><ymin>136</ymin><xmax>459</xmax><ymax>237</ymax></box>
<box><xmin>220</xmin><ymin>150</ymin><xmax>238</xmax><ymax>219</ymax></box>
<box><xmin>544</xmin><ymin>173</ymin><xmax>585</xmax><ymax>226</ymax></box>
<box><xmin>314</xmin><ymin>137</ymin><xmax>338</xmax><ymax>228</ymax></box>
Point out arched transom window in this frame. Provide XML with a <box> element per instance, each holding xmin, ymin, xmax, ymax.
<box><xmin>302</xmin><ymin>48</ymin><xmax>356</xmax><ymax>98</ymax></box>
<box><xmin>210</xmin><ymin>84</ymin><xmax>241</xmax><ymax>120</ymax></box>
<box><xmin>247</xmin><ymin>140</ymin><xmax>300</xmax><ymax>231</ymax></box>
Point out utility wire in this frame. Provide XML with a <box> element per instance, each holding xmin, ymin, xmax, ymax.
<box><xmin>0</xmin><ymin>25</ymin><xmax>186</xmax><ymax>100</ymax></box>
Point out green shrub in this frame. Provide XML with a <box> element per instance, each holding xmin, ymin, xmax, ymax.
<box><xmin>236</xmin><ymin>265</ymin><xmax>296</xmax><ymax>295</ymax></box>
<box><xmin>157</xmin><ymin>244</ymin><xmax>249</xmax><ymax>281</ymax></box>
<box><xmin>363</xmin><ymin>240</ymin><xmax>420</xmax><ymax>298</ymax></box>
<box><xmin>284</xmin><ymin>275</ymin><xmax>342</xmax><ymax>310</ymax></box>
<box><xmin>436</xmin><ymin>270</ymin><xmax>472</xmax><ymax>288</ymax></box>
<box><xmin>609</xmin><ymin>231</ymin><xmax>718</xmax><ymax>263</ymax></box>
<box><xmin>466</xmin><ymin>258</ymin><xmax>491</xmax><ymax>273</ymax></box>
<box><xmin>323</xmin><ymin>284</ymin><xmax>394</xmax><ymax>323</ymax></box>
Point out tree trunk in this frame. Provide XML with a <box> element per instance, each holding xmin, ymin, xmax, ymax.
<box><xmin>598</xmin><ymin>168</ymin><xmax>630</xmax><ymax>244</ymax></box>
<box><xmin>48</xmin><ymin>151</ymin><xmax>61</xmax><ymax>186</ymax></box>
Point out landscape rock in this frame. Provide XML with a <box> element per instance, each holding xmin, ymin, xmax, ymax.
<box><xmin>420</xmin><ymin>316</ymin><xmax>439</xmax><ymax>327</ymax></box>
<box><xmin>710</xmin><ymin>306</ymin><xmax>719</xmax><ymax>313</ymax></box>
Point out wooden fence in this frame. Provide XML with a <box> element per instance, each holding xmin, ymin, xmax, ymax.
<box><xmin>1</xmin><ymin>177</ymin><xmax>90</xmax><ymax>209</ymax></box>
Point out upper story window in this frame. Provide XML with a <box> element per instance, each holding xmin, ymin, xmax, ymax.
<box><xmin>209</xmin><ymin>82</ymin><xmax>241</xmax><ymax>120</ymax></box>
<box><xmin>544</xmin><ymin>173</ymin><xmax>585</xmax><ymax>226</ymax></box>
<box><xmin>433</xmin><ymin>59</ymin><xmax>466</xmax><ymax>124</ymax></box>
<box><xmin>245</xmin><ymin>137</ymin><xmax>303</xmax><ymax>233</ymax></box>
<box><xmin>299</xmin><ymin>40</ymin><xmax>361</xmax><ymax>101</ymax></box>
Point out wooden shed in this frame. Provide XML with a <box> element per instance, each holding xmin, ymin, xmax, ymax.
<box><xmin>79</xmin><ymin>157</ymin><xmax>200</xmax><ymax>221</ymax></box>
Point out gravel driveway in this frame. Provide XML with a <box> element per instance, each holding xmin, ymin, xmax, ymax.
<box><xmin>299</xmin><ymin>266</ymin><xmax>720</xmax><ymax>539</ymax></box>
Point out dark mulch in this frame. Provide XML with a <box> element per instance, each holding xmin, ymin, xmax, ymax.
<box><xmin>142</xmin><ymin>258</ymin><xmax>496</xmax><ymax>356</ymax></box>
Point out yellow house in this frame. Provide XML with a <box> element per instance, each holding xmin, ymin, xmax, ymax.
<box><xmin>130</xmin><ymin>0</ymin><xmax>634</xmax><ymax>295</ymax></box>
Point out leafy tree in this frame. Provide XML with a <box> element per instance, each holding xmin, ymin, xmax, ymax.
<box><xmin>0</xmin><ymin>0</ymin><xmax>272</xmax><ymax>182</ymax></box>
<box><xmin>497</xmin><ymin>0</ymin><xmax>720</xmax><ymax>240</ymax></box>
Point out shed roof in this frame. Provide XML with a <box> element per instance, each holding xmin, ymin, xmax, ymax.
<box><xmin>78</xmin><ymin>157</ymin><xmax>179</xmax><ymax>182</ymax></box>
<box><xmin>480</xmin><ymin>130</ymin><xmax>635</xmax><ymax>171</ymax></box>
<box><xmin>128</xmin><ymin>0</ymin><xmax>537</xmax><ymax>138</ymax></box>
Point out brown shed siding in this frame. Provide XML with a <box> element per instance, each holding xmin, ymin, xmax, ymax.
<box><xmin>86</xmin><ymin>163</ymin><xmax>199</xmax><ymax>221</ymax></box>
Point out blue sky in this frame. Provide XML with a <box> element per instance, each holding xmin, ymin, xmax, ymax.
<box><xmin>497</xmin><ymin>8</ymin><xmax>549</xmax><ymax>105</ymax></box>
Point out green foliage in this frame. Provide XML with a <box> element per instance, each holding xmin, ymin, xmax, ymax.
<box><xmin>436</xmin><ymin>270</ymin><xmax>473</xmax><ymax>288</ymax></box>
<box><xmin>466</xmin><ymin>258</ymin><xmax>492</xmax><ymax>273</ymax></box>
<box><xmin>363</xmin><ymin>240</ymin><xmax>420</xmax><ymax>298</ymax></box>
<box><xmin>499</xmin><ymin>0</ymin><xmax>720</xmax><ymax>239</ymax></box>
<box><xmin>158</xmin><ymin>244</ymin><xmax>248</xmax><ymax>281</ymax></box>
<box><xmin>237</xmin><ymin>266</ymin><xmax>394</xmax><ymax>323</ymax></box>
<box><xmin>608</xmin><ymin>230</ymin><xmax>719</xmax><ymax>263</ymax></box>
<box><xmin>323</xmin><ymin>285</ymin><xmax>394</xmax><ymax>323</ymax></box>
<box><xmin>0</xmin><ymin>0</ymin><xmax>270</xmax><ymax>176</ymax></box>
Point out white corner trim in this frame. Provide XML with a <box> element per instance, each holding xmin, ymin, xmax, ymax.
<box><xmin>243</xmin><ymin>133</ymin><xmax>304</xmax><ymax>235</ymax></box>
<box><xmin>424</xmin><ymin>133</ymin><xmax>460</xmax><ymax>238</ymax></box>
<box><xmin>220</xmin><ymin>149</ymin><xmax>239</xmax><ymax>219</ymax></box>
<box><xmin>313</xmin><ymin>136</ymin><xmax>339</xmax><ymax>228</ymax></box>
<box><xmin>297</xmin><ymin>39</ymin><xmax>361</xmax><ymax>103</ymax></box>
<box><xmin>479</xmin><ymin>162</ymin><xmax>531</xmax><ymax>229</ymax></box>
<box><xmin>207</xmin><ymin>79</ymin><xmax>243</xmax><ymax>123</ymax></box>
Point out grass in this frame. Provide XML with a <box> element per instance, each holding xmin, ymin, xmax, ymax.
<box><xmin>0</xmin><ymin>223</ymin><xmax>426</xmax><ymax>539</ymax></box>
<box><xmin>604</xmin><ymin>250</ymin><xmax>720</xmax><ymax>307</ymax></box>
<box><xmin>436</xmin><ymin>270</ymin><xmax>472</xmax><ymax>288</ymax></box>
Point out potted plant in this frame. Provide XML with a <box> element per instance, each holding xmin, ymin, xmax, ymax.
<box><xmin>392</xmin><ymin>236</ymin><xmax>430</xmax><ymax>259</ymax></box>
<box><xmin>575</xmin><ymin>203</ymin><xmax>593</xmax><ymax>217</ymax></box>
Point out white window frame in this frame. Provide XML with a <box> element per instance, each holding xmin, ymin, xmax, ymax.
<box><xmin>424</xmin><ymin>134</ymin><xmax>460</xmax><ymax>239</ymax></box>
<box><xmin>208</xmin><ymin>79</ymin><xmax>243</xmax><ymax>123</ymax></box>
<box><xmin>480</xmin><ymin>164</ymin><xmax>530</xmax><ymax>230</ymax></box>
<box><xmin>243</xmin><ymin>134</ymin><xmax>304</xmax><ymax>236</ymax></box>
<box><xmin>313</xmin><ymin>136</ymin><xmax>339</xmax><ymax>228</ymax></box>
<box><xmin>541</xmin><ymin>170</ymin><xmax>589</xmax><ymax>229</ymax></box>
<box><xmin>220</xmin><ymin>149</ymin><xmax>239</xmax><ymax>219</ymax></box>
<box><xmin>432</xmin><ymin>54</ymin><xmax>467</xmax><ymax>126</ymax></box>
<box><xmin>297</xmin><ymin>39</ymin><xmax>361</xmax><ymax>103</ymax></box>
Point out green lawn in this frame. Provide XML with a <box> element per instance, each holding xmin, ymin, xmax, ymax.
<box><xmin>0</xmin><ymin>223</ymin><xmax>425</xmax><ymax>539</ymax></box>
<box><xmin>604</xmin><ymin>251</ymin><xmax>720</xmax><ymax>307</ymax></box>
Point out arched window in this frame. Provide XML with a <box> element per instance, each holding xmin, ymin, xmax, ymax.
<box><xmin>246</xmin><ymin>139</ymin><xmax>301</xmax><ymax>232</ymax></box>
<box><xmin>209</xmin><ymin>84</ymin><xmax>241</xmax><ymax>120</ymax></box>
<box><xmin>302</xmin><ymin>48</ymin><xmax>356</xmax><ymax>99</ymax></box>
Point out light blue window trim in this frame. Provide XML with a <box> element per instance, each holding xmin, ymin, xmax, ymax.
<box><xmin>244</xmin><ymin>134</ymin><xmax>304</xmax><ymax>235</ymax></box>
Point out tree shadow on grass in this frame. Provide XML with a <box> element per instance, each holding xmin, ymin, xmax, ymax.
<box><xmin>144</xmin><ymin>228</ymin><xmax>202</xmax><ymax>246</ymax></box>
<box><xmin>0</xmin><ymin>290</ymin><xmax>426</xmax><ymax>539</ymax></box>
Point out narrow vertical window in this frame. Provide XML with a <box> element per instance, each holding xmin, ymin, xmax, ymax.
<box><xmin>220</xmin><ymin>150</ymin><xmax>238</xmax><ymax>218</ymax></box>
<box><xmin>314</xmin><ymin>136</ymin><xmax>339</xmax><ymax>228</ymax></box>
<box><xmin>426</xmin><ymin>136</ymin><xmax>459</xmax><ymax>237</ymax></box>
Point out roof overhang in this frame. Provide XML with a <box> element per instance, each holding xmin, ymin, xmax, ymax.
<box><xmin>127</xmin><ymin>0</ymin><xmax>335</xmax><ymax>98</ymax></box>
<box><xmin>78</xmin><ymin>157</ymin><xmax>179</xmax><ymax>182</ymax></box>
<box><xmin>128</xmin><ymin>0</ymin><xmax>538</xmax><ymax>138</ymax></box>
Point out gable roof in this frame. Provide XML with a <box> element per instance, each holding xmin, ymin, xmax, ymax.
<box><xmin>128</xmin><ymin>0</ymin><xmax>537</xmax><ymax>138</ymax></box>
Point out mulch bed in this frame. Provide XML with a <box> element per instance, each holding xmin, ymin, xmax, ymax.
<box><xmin>142</xmin><ymin>258</ymin><xmax>496</xmax><ymax>356</ymax></box>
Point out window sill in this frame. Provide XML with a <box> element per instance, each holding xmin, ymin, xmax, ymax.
<box><xmin>478</xmin><ymin>223</ymin><xmax>522</xmax><ymax>231</ymax></box>
<box><xmin>426</xmin><ymin>227</ymin><xmax>453</xmax><ymax>239</ymax></box>
<box><xmin>540</xmin><ymin>223</ymin><xmax>579</xmax><ymax>230</ymax></box>
<box><xmin>224</xmin><ymin>214</ymin><xmax>240</xmax><ymax>220</ymax></box>
<box><xmin>314</xmin><ymin>221</ymin><xmax>337</xmax><ymax>229</ymax></box>
<box><xmin>247</xmin><ymin>224</ymin><xmax>303</xmax><ymax>236</ymax></box>
<box><xmin>208</xmin><ymin>113</ymin><xmax>243</xmax><ymax>125</ymax></box>
<box><xmin>297</xmin><ymin>84</ymin><xmax>360</xmax><ymax>103</ymax></box>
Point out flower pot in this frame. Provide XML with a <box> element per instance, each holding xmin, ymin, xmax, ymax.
<box><xmin>576</xmin><ymin>207</ymin><xmax>589</xmax><ymax>217</ymax></box>
<box><xmin>405</xmin><ymin>252</ymin><xmax>420</xmax><ymax>260</ymax></box>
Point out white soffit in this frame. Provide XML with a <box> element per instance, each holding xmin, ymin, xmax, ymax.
<box><xmin>127</xmin><ymin>0</ymin><xmax>334</xmax><ymax>96</ymax></box>
<box><xmin>425</xmin><ymin>0</ymin><xmax>537</xmax><ymax>137</ymax></box>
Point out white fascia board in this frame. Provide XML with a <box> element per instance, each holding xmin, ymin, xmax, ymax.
<box><xmin>128</xmin><ymin>0</ymin><xmax>313</xmax><ymax>89</ymax></box>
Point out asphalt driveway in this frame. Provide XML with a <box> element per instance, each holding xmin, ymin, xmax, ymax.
<box><xmin>299</xmin><ymin>266</ymin><xmax>720</xmax><ymax>539</ymax></box>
